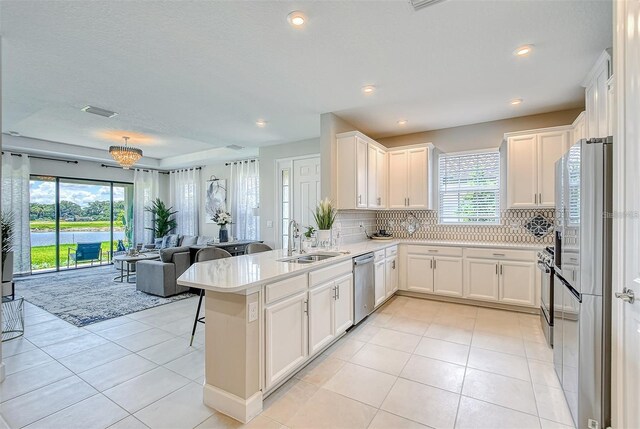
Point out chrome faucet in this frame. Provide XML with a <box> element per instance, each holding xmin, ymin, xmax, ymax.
<box><xmin>287</xmin><ymin>220</ymin><xmax>300</xmax><ymax>256</ymax></box>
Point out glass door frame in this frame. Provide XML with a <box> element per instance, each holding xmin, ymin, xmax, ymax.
<box><xmin>29</xmin><ymin>174</ymin><xmax>134</xmax><ymax>273</ymax></box>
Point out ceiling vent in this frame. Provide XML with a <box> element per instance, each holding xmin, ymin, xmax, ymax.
<box><xmin>226</xmin><ymin>145</ymin><xmax>244</xmax><ymax>151</ymax></box>
<box><xmin>410</xmin><ymin>0</ymin><xmax>446</xmax><ymax>11</ymax></box>
<box><xmin>81</xmin><ymin>105</ymin><xmax>118</xmax><ymax>118</ymax></box>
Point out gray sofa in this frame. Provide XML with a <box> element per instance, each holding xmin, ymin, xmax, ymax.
<box><xmin>136</xmin><ymin>246</ymin><xmax>192</xmax><ymax>297</ymax></box>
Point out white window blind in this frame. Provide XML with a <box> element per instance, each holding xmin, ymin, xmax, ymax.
<box><xmin>439</xmin><ymin>151</ymin><xmax>500</xmax><ymax>224</ymax></box>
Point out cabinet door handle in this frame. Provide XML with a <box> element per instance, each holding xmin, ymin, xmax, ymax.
<box><xmin>433</xmin><ymin>259</ymin><xmax>437</xmax><ymax>269</ymax></box>
<box><xmin>430</xmin><ymin>259</ymin><xmax>433</xmax><ymax>269</ymax></box>
<box><xmin>407</xmin><ymin>197</ymin><xmax>410</xmax><ymax>206</ymax></box>
<box><xmin>303</xmin><ymin>300</ymin><xmax>308</xmax><ymax>314</ymax></box>
<box><xmin>358</xmin><ymin>195</ymin><xmax>362</xmax><ymax>204</ymax></box>
<box><xmin>496</xmin><ymin>264</ymin><xmax>498</xmax><ymax>275</ymax></box>
<box><xmin>539</xmin><ymin>193</ymin><xmax>542</xmax><ymax>205</ymax></box>
<box><xmin>392</xmin><ymin>260</ymin><xmax>396</xmax><ymax>269</ymax></box>
<box><xmin>534</xmin><ymin>193</ymin><xmax>537</xmax><ymax>204</ymax></box>
<box><xmin>377</xmin><ymin>197</ymin><xmax>381</xmax><ymax>205</ymax></box>
<box><xmin>500</xmin><ymin>265</ymin><xmax>503</xmax><ymax>275</ymax></box>
<box><xmin>332</xmin><ymin>286</ymin><xmax>337</xmax><ymax>300</ymax></box>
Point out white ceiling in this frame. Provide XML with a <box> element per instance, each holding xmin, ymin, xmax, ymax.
<box><xmin>1</xmin><ymin>0</ymin><xmax>611</xmax><ymax>162</ymax></box>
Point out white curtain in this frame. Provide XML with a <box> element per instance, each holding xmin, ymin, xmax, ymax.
<box><xmin>133</xmin><ymin>169</ymin><xmax>159</xmax><ymax>245</ymax></box>
<box><xmin>1</xmin><ymin>152</ymin><xmax>31</xmax><ymax>274</ymax></box>
<box><xmin>169</xmin><ymin>168</ymin><xmax>200</xmax><ymax>236</ymax></box>
<box><xmin>229</xmin><ymin>160</ymin><xmax>260</xmax><ymax>240</ymax></box>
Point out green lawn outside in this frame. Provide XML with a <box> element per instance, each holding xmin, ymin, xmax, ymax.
<box><xmin>30</xmin><ymin>220</ymin><xmax>124</xmax><ymax>232</ymax></box>
<box><xmin>31</xmin><ymin>241</ymin><xmax>115</xmax><ymax>270</ymax></box>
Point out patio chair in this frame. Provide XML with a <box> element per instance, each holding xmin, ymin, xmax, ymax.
<box><xmin>67</xmin><ymin>242</ymin><xmax>103</xmax><ymax>268</ymax></box>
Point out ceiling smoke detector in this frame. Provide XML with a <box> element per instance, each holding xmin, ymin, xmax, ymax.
<box><xmin>8</xmin><ymin>131</ymin><xmax>21</xmax><ymax>136</ymax></box>
<box><xmin>226</xmin><ymin>145</ymin><xmax>244</xmax><ymax>151</ymax></box>
<box><xmin>81</xmin><ymin>105</ymin><xmax>118</xmax><ymax>118</ymax></box>
<box><xmin>409</xmin><ymin>0</ymin><xmax>447</xmax><ymax>11</ymax></box>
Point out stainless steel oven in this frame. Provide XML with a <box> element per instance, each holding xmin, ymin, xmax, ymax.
<box><xmin>537</xmin><ymin>246</ymin><xmax>554</xmax><ymax>347</ymax></box>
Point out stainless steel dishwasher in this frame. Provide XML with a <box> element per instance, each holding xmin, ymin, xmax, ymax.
<box><xmin>353</xmin><ymin>253</ymin><xmax>375</xmax><ymax>324</ymax></box>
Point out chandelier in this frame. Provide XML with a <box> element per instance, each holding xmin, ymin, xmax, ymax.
<box><xmin>109</xmin><ymin>136</ymin><xmax>143</xmax><ymax>169</ymax></box>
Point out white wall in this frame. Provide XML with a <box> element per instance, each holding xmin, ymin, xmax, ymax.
<box><xmin>199</xmin><ymin>162</ymin><xmax>228</xmax><ymax>239</ymax></box>
<box><xmin>259</xmin><ymin>138</ymin><xmax>321</xmax><ymax>248</ymax></box>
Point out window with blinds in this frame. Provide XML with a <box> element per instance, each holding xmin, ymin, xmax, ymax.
<box><xmin>438</xmin><ymin>151</ymin><xmax>500</xmax><ymax>224</ymax></box>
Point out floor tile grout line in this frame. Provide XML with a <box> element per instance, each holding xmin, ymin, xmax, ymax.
<box><xmin>452</xmin><ymin>309</ymin><xmax>477</xmax><ymax>429</ymax></box>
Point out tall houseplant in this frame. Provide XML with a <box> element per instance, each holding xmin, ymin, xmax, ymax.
<box><xmin>145</xmin><ymin>198</ymin><xmax>177</xmax><ymax>239</ymax></box>
<box><xmin>1</xmin><ymin>211</ymin><xmax>15</xmax><ymax>282</ymax></box>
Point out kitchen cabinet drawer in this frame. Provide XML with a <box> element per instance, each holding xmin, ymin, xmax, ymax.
<box><xmin>385</xmin><ymin>246</ymin><xmax>398</xmax><ymax>258</ymax></box>
<box><xmin>405</xmin><ymin>245</ymin><xmax>463</xmax><ymax>257</ymax></box>
<box><xmin>309</xmin><ymin>260</ymin><xmax>352</xmax><ymax>287</ymax></box>
<box><xmin>464</xmin><ymin>247</ymin><xmax>535</xmax><ymax>262</ymax></box>
<box><xmin>265</xmin><ymin>274</ymin><xmax>308</xmax><ymax>304</ymax></box>
<box><xmin>374</xmin><ymin>250</ymin><xmax>386</xmax><ymax>262</ymax></box>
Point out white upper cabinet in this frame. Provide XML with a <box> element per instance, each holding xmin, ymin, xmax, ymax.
<box><xmin>583</xmin><ymin>50</ymin><xmax>612</xmax><ymax>139</ymax></box>
<box><xmin>571</xmin><ymin>111</ymin><xmax>586</xmax><ymax>145</ymax></box>
<box><xmin>337</xmin><ymin>131</ymin><xmax>431</xmax><ymax>210</ymax></box>
<box><xmin>337</xmin><ymin>131</ymin><xmax>388</xmax><ymax>210</ymax></box>
<box><xmin>388</xmin><ymin>146</ymin><xmax>432</xmax><ymax>210</ymax></box>
<box><xmin>504</xmin><ymin>127</ymin><xmax>570</xmax><ymax>209</ymax></box>
<box><xmin>367</xmin><ymin>145</ymin><xmax>387</xmax><ymax>209</ymax></box>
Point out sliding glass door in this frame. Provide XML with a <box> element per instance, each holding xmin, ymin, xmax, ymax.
<box><xmin>29</xmin><ymin>176</ymin><xmax>134</xmax><ymax>273</ymax></box>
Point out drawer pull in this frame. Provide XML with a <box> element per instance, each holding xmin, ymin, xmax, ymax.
<box><xmin>492</xmin><ymin>253</ymin><xmax>506</xmax><ymax>257</ymax></box>
<box><xmin>428</xmin><ymin>250</ymin><xmax>439</xmax><ymax>253</ymax></box>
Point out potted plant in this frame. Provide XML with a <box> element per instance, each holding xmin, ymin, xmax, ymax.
<box><xmin>313</xmin><ymin>198</ymin><xmax>337</xmax><ymax>248</ymax></box>
<box><xmin>302</xmin><ymin>226</ymin><xmax>316</xmax><ymax>252</ymax></box>
<box><xmin>144</xmin><ymin>198</ymin><xmax>177</xmax><ymax>239</ymax></box>
<box><xmin>1</xmin><ymin>211</ymin><xmax>15</xmax><ymax>285</ymax></box>
<box><xmin>212</xmin><ymin>209</ymin><xmax>233</xmax><ymax>243</ymax></box>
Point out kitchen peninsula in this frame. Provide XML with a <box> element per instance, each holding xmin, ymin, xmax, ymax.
<box><xmin>177</xmin><ymin>239</ymin><xmax>542</xmax><ymax>423</ymax></box>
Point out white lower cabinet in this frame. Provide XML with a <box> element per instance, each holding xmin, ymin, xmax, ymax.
<box><xmin>400</xmin><ymin>245</ymin><xmax>538</xmax><ymax>309</ymax></box>
<box><xmin>308</xmin><ymin>282</ymin><xmax>335</xmax><ymax>355</ymax></box>
<box><xmin>374</xmin><ymin>259</ymin><xmax>386</xmax><ymax>307</ymax></box>
<box><xmin>432</xmin><ymin>256</ymin><xmax>463</xmax><ymax>297</ymax></box>
<box><xmin>385</xmin><ymin>256</ymin><xmax>398</xmax><ymax>298</ymax></box>
<box><xmin>464</xmin><ymin>258</ymin><xmax>500</xmax><ymax>301</ymax></box>
<box><xmin>333</xmin><ymin>274</ymin><xmax>354</xmax><ymax>335</ymax></box>
<box><xmin>499</xmin><ymin>260</ymin><xmax>536</xmax><ymax>306</ymax></box>
<box><xmin>265</xmin><ymin>291</ymin><xmax>308</xmax><ymax>389</ymax></box>
<box><xmin>406</xmin><ymin>254</ymin><xmax>434</xmax><ymax>293</ymax></box>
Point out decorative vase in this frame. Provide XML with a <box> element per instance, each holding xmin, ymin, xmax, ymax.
<box><xmin>219</xmin><ymin>224</ymin><xmax>229</xmax><ymax>243</ymax></box>
<box><xmin>316</xmin><ymin>229</ymin><xmax>332</xmax><ymax>249</ymax></box>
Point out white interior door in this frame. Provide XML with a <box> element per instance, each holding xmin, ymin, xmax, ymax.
<box><xmin>613</xmin><ymin>2</ymin><xmax>640</xmax><ymax>428</ymax></box>
<box><xmin>293</xmin><ymin>157</ymin><xmax>321</xmax><ymax>229</ymax></box>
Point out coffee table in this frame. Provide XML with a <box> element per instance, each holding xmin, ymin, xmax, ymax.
<box><xmin>113</xmin><ymin>252</ymin><xmax>160</xmax><ymax>283</ymax></box>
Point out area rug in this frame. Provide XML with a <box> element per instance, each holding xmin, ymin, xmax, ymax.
<box><xmin>15</xmin><ymin>266</ymin><xmax>195</xmax><ymax>327</ymax></box>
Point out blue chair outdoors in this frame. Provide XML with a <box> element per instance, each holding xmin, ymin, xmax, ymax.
<box><xmin>67</xmin><ymin>242</ymin><xmax>104</xmax><ymax>268</ymax></box>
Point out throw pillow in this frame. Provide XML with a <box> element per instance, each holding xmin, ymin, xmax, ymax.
<box><xmin>181</xmin><ymin>235</ymin><xmax>197</xmax><ymax>246</ymax></box>
<box><xmin>164</xmin><ymin>234</ymin><xmax>180</xmax><ymax>248</ymax></box>
<box><xmin>154</xmin><ymin>238</ymin><xmax>164</xmax><ymax>249</ymax></box>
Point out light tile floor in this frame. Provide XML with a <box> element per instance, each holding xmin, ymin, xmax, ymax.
<box><xmin>0</xmin><ymin>294</ymin><xmax>575</xmax><ymax>429</ymax></box>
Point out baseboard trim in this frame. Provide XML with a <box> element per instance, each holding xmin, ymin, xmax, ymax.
<box><xmin>203</xmin><ymin>383</ymin><xmax>262</xmax><ymax>424</ymax></box>
<box><xmin>396</xmin><ymin>291</ymin><xmax>539</xmax><ymax>315</ymax></box>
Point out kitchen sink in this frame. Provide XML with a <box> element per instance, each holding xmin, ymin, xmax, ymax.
<box><xmin>279</xmin><ymin>252</ymin><xmax>342</xmax><ymax>264</ymax></box>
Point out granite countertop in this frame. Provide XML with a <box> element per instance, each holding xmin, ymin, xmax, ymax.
<box><xmin>177</xmin><ymin>239</ymin><xmax>544</xmax><ymax>294</ymax></box>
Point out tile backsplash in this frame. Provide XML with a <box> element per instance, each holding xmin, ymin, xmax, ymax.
<box><xmin>376</xmin><ymin>209</ymin><xmax>555</xmax><ymax>245</ymax></box>
<box><xmin>335</xmin><ymin>210</ymin><xmax>376</xmax><ymax>244</ymax></box>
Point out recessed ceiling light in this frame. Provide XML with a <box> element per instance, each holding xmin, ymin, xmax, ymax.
<box><xmin>287</xmin><ymin>11</ymin><xmax>306</xmax><ymax>27</ymax></box>
<box><xmin>8</xmin><ymin>131</ymin><xmax>21</xmax><ymax>136</ymax></box>
<box><xmin>514</xmin><ymin>45</ymin><xmax>534</xmax><ymax>57</ymax></box>
<box><xmin>397</xmin><ymin>119</ymin><xmax>408</xmax><ymax>126</ymax></box>
<box><xmin>256</xmin><ymin>119</ymin><xmax>267</xmax><ymax>128</ymax></box>
<box><xmin>362</xmin><ymin>85</ymin><xmax>376</xmax><ymax>94</ymax></box>
<box><xmin>510</xmin><ymin>98</ymin><xmax>523</xmax><ymax>105</ymax></box>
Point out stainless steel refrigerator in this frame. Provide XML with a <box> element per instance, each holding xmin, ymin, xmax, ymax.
<box><xmin>553</xmin><ymin>137</ymin><xmax>612</xmax><ymax>429</ymax></box>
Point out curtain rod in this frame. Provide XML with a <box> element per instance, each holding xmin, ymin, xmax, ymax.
<box><xmin>169</xmin><ymin>167</ymin><xmax>202</xmax><ymax>173</ymax></box>
<box><xmin>2</xmin><ymin>151</ymin><xmax>79</xmax><ymax>164</ymax></box>
<box><xmin>100</xmin><ymin>164</ymin><xmax>170</xmax><ymax>175</ymax></box>
<box><xmin>225</xmin><ymin>159</ymin><xmax>257</xmax><ymax>166</ymax></box>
